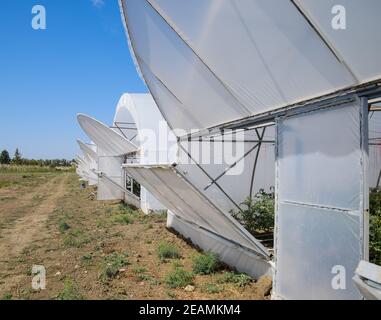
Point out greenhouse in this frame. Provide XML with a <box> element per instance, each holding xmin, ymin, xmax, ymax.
<box><xmin>118</xmin><ymin>0</ymin><xmax>381</xmax><ymax>299</ymax></box>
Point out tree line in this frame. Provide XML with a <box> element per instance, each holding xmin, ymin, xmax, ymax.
<box><xmin>0</xmin><ymin>148</ymin><xmax>73</xmax><ymax>167</ymax></box>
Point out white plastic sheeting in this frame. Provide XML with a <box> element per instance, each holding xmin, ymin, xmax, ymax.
<box><xmin>369</xmin><ymin>111</ymin><xmax>381</xmax><ymax>188</ymax></box>
<box><xmin>113</xmin><ymin>93</ymin><xmax>177</xmax><ymax>164</ymax></box>
<box><xmin>77</xmin><ymin>113</ymin><xmax>138</xmax><ymax>201</ymax></box>
<box><xmin>77</xmin><ymin>114</ymin><xmax>138</xmax><ymax>156</ymax></box>
<box><xmin>274</xmin><ymin>99</ymin><xmax>367</xmax><ymax>300</ymax></box>
<box><xmin>294</xmin><ymin>0</ymin><xmax>381</xmax><ymax>83</ymax></box>
<box><xmin>75</xmin><ymin>155</ymin><xmax>97</xmax><ymax>184</ymax></box>
<box><xmin>176</xmin><ymin>126</ymin><xmax>275</xmax><ymax>214</ymax></box>
<box><xmin>97</xmin><ymin>156</ymin><xmax>125</xmax><ymax>201</ymax></box>
<box><xmin>124</xmin><ymin>164</ymin><xmax>271</xmax><ymax>262</ymax></box>
<box><xmin>114</xmin><ymin>93</ymin><xmax>177</xmax><ymax>213</ymax></box>
<box><xmin>167</xmin><ymin>211</ymin><xmax>270</xmax><ymax>279</ymax></box>
<box><xmin>77</xmin><ymin>140</ymin><xmax>97</xmax><ymax>163</ymax></box>
<box><xmin>119</xmin><ymin>0</ymin><xmax>381</xmax><ymax>136</ymax></box>
<box><xmin>77</xmin><ymin>140</ymin><xmax>98</xmax><ymax>186</ymax></box>
<box><xmin>140</xmin><ymin>188</ymin><xmax>165</xmax><ymax>214</ymax></box>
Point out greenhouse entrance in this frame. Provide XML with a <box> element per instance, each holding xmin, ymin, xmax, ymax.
<box><xmin>273</xmin><ymin>96</ymin><xmax>369</xmax><ymax>300</ymax></box>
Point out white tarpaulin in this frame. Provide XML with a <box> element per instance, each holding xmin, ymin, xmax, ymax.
<box><xmin>294</xmin><ymin>0</ymin><xmax>381</xmax><ymax>83</ymax></box>
<box><xmin>119</xmin><ymin>0</ymin><xmax>381</xmax><ymax>136</ymax></box>
<box><xmin>114</xmin><ymin>93</ymin><xmax>177</xmax><ymax>212</ymax></box>
<box><xmin>125</xmin><ymin>164</ymin><xmax>271</xmax><ymax>262</ymax></box>
<box><xmin>167</xmin><ymin>211</ymin><xmax>270</xmax><ymax>278</ymax></box>
<box><xmin>113</xmin><ymin>93</ymin><xmax>177</xmax><ymax>164</ymax></box>
<box><xmin>77</xmin><ymin>140</ymin><xmax>97</xmax><ymax>163</ymax></box>
<box><xmin>97</xmin><ymin>156</ymin><xmax>125</xmax><ymax>201</ymax></box>
<box><xmin>77</xmin><ymin>114</ymin><xmax>138</xmax><ymax>156</ymax></box>
<box><xmin>77</xmin><ymin>113</ymin><xmax>139</xmax><ymax>201</ymax></box>
<box><xmin>77</xmin><ymin>140</ymin><xmax>98</xmax><ymax>186</ymax></box>
<box><xmin>274</xmin><ymin>98</ymin><xmax>368</xmax><ymax>300</ymax></box>
<box><xmin>176</xmin><ymin>126</ymin><xmax>275</xmax><ymax>214</ymax></box>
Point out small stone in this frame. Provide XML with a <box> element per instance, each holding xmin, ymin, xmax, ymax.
<box><xmin>74</xmin><ymin>265</ymin><xmax>79</xmax><ymax>269</ymax></box>
<box><xmin>84</xmin><ymin>271</ymin><xmax>88</xmax><ymax>274</ymax></box>
<box><xmin>55</xmin><ymin>271</ymin><xmax>61</xmax><ymax>276</ymax></box>
<box><xmin>184</xmin><ymin>285</ymin><xmax>195</xmax><ymax>292</ymax></box>
<box><xmin>119</xmin><ymin>268</ymin><xmax>127</xmax><ymax>272</ymax></box>
<box><xmin>139</xmin><ymin>281</ymin><xmax>145</xmax><ymax>286</ymax></box>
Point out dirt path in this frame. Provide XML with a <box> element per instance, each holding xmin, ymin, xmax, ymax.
<box><xmin>0</xmin><ymin>172</ymin><xmax>271</xmax><ymax>300</ymax></box>
<box><xmin>0</xmin><ymin>174</ymin><xmax>68</xmax><ymax>259</ymax></box>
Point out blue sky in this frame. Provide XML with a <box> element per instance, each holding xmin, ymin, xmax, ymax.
<box><xmin>0</xmin><ymin>0</ymin><xmax>147</xmax><ymax>159</ymax></box>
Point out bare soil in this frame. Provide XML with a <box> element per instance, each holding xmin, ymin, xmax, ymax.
<box><xmin>0</xmin><ymin>169</ymin><xmax>271</xmax><ymax>300</ymax></box>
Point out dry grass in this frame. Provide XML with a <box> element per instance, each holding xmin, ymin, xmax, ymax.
<box><xmin>0</xmin><ymin>168</ymin><xmax>271</xmax><ymax>300</ymax></box>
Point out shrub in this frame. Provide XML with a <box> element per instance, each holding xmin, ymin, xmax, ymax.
<box><xmin>1</xmin><ymin>293</ymin><xmax>12</xmax><ymax>300</ymax></box>
<box><xmin>231</xmin><ymin>189</ymin><xmax>275</xmax><ymax>234</ymax></box>
<box><xmin>57</xmin><ymin>278</ymin><xmax>84</xmax><ymax>300</ymax></box>
<box><xmin>111</xmin><ymin>214</ymin><xmax>133</xmax><ymax>225</ymax></box>
<box><xmin>101</xmin><ymin>252</ymin><xmax>129</xmax><ymax>280</ymax></box>
<box><xmin>217</xmin><ymin>271</ymin><xmax>252</xmax><ymax>287</ymax></box>
<box><xmin>201</xmin><ymin>283</ymin><xmax>221</xmax><ymax>294</ymax></box>
<box><xmin>192</xmin><ymin>252</ymin><xmax>219</xmax><ymax>275</ymax></box>
<box><xmin>370</xmin><ymin>192</ymin><xmax>381</xmax><ymax>265</ymax></box>
<box><xmin>63</xmin><ymin>229</ymin><xmax>89</xmax><ymax>248</ymax></box>
<box><xmin>117</xmin><ymin>203</ymin><xmax>139</xmax><ymax>216</ymax></box>
<box><xmin>132</xmin><ymin>266</ymin><xmax>146</xmax><ymax>274</ymax></box>
<box><xmin>80</xmin><ymin>253</ymin><xmax>93</xmax><ymax>265</ymax></box>
<box><xmin>157</xmin><ymin>241</ymin><xmax>180</xmax><ymax>260</ymax></box>
<box><xmin>58</xmin><ymin>220</ymin><xmax>70</xmax><ymax>233</ymax></box>
<box><xmin>165</xmin><ymin>266</ymin><xmax>194</xmax><ymax>288</ymax></box>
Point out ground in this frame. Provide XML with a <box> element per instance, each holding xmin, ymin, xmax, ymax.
<box><xmin>0</xmin><ymin>166</ymin><xmax>271</xmax><ymax>300</ymax></box>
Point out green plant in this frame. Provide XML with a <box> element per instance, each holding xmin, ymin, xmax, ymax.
<box><xmin>63</xmin><ymin>229</ymin><xmax>89</xmax><ymax>248</ymax></box>
<box><xmin>58</xmin><ymin>220</ymin><xmax>70</xmax><ymax>233</ymax></box>
<box><xmin>117</xmin><ymin>203</ymin><xmax>137</xmax><ymax>216</ymax></box>
<box><xmin>101</xmin><ymin>252</ymin><xmax>129</xmax><ymax>280</ymax></box>
<box><xmin>192</xmin><ymin>252</ymin><xmax>220</xmax><ymax>275</ymax></box>
<box><xmin>1</xmin><ymin>293</ymin><xmax>12</xmax><ymax>300</ymax></box>
<box><xmin>155</xmin><ymin>210</ymin><xmax>168</xmax><ymax>222</ymax></box>
<box><xmin>132</xmin><ymin>266</ymin><xmax>146</xmax><ymax>274</ymax></box>
<box><xmin>370</xmin><ymin>192</ymin><xmax>381</xmax><ymax>265</ymax></box>
<box><xmin>80</xmin><ymin>253</ymin><xmax>93</xmax><ymax>264</ymax></box>
<box><xmin>217</xmin><ymin>271</ymin><xmax>252</xmax><ymax>287</ymax></box>
<box><xmin>165</xmin><ymin>266</ymin><xmax>194</xmax><ymax>288</ymax></box>
<box><xmin>111</xmin><ymin>214</ymin><xmax>133</xmax><ymax>225</ymax></box>
<box><xmin>157</xmin><ymin>241</ymin><xmax>180</xmax><ymax>260</ymax></box>
<box><xmin>166</xmin><ymin>291</ymin><xmax>177</xmax><ymax>299</ymax></box>
<box><xmin>57</xmin><ymin>278</ymin><xmax>84</xmax><ymax>300</ymax></box>
<box><xmin>231</xmin><ymin>189</ymin><xmax>275</xmax><ymax>234</ymax></box>
<box><xmin>201</xmin><ymin>283</ymin><xmax>221</xmax><ymax>294</ymax></box>
<box><xmin>137</xmin><ymin>274</ymin><xmax>154</xmax><ymax>281</ymax></box>
<box><xmin>0</xmin><ymin>150</ymin><xmax>11</xmax><ymax>165</ymax></box>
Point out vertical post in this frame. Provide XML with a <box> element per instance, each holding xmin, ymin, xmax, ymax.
<box><xmin>361</xmin><ymin>97</ymin><xmax>369</xmax><ymax>261</ymax></box>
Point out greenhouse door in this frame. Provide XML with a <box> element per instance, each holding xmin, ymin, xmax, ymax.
<box><xmin>274</xmin><ymin>97</ymin><xmax>369</xmax><ymax>300</ymax></box>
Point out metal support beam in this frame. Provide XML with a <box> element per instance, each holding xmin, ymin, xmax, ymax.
<box><xmin>178</xmin><ymin>143</ymin><xmax>244</xmax><ymax>213</ymax></box>
<box><xmin>204</xmin><ymin>142</ymin><xmax>261</xmax><ymax>191</ymax></box>
<box><xmin>250</xmin><ymin>127</ymin><xmax>266</xmax><ymax>198</ymax></box>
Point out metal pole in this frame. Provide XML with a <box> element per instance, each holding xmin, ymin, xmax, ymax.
<box><xmin>249</xmin><ymin>127</ymin><xmax>266</xmax><ymax>198</ymax></box>
<box><xmin>204</xmin><ymin>142</ymin><xmax>261</xmax><ymax>191</ymax></box>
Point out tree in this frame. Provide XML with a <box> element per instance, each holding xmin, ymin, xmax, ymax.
<box><xmin>13</xmin><ymin>148</ymin><xmax>22</xmax><ymax>165</ymax></box>
<box><xmin>0</xmin><ymin>150</ymin><xmax>11</xmax><ymax>164</ymax></box>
